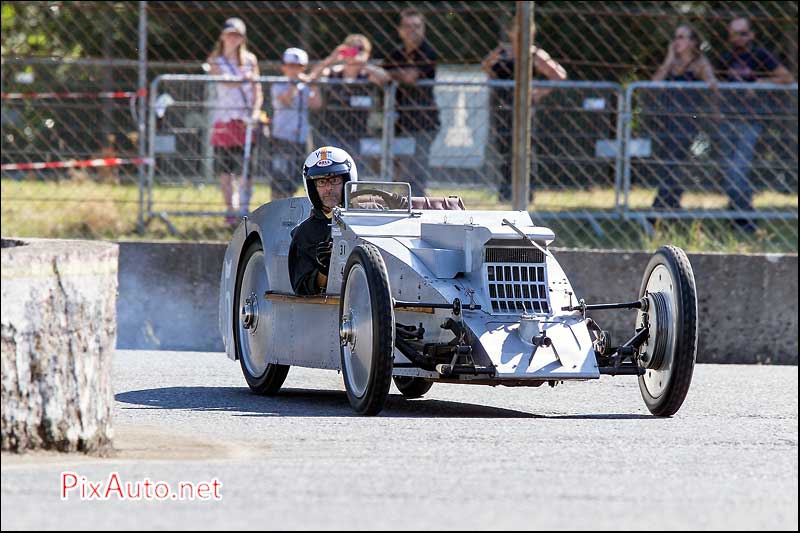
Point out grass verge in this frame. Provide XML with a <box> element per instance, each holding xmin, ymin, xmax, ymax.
<box><xmin>2</xmin><ymin>178</ymin><xmax>796</xmax><ymax>252</ymax></box>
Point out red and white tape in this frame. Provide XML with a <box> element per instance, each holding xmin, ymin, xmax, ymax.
<box><xmin>1</xmin><ymin>89</ymin><xmax>146</xmax><ymax>101</ymax></box>
<box><xmin>1</xmin><ymin>157</ymin><xmax>154</xmax><ymax>172</ymax></box>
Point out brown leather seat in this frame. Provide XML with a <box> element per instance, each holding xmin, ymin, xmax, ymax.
<box><xmin>352</xmin><ymin>194</ymin><xmax>466</xmax><ymax>211</ymax></box>
<box><xmin>410</xmin><ymin>196</ymin><xmax>465</xmax><ymax>210</ymax></box>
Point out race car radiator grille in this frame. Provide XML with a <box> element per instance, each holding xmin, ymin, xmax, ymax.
<box><xmin>484</xmin><ymin>247</ymin><xmax>545</xmax><ymax>264</ymax></box>
<box><xmin>483</xmin><ymin>249</ymin><xmax>550</xmax><ymax>314</ymax></box>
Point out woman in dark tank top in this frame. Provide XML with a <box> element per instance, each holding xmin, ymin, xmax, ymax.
<box><xmin>650</xmin><ymin>24</ymin><xmax>718</xmax><ymax>211</ymax></box>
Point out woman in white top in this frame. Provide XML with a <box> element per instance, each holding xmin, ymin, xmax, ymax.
<box><xmin>207</xmin><ymin>17</ymin><xmax>263</xmax><ymax>225</ymax></box>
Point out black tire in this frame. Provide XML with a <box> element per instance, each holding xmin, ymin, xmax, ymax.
<box><xmin>637</xmin><ymin>245</ymin><xmax>697</xmax><ymax>417</ymax></box>
<box><xmin>339</xmin><ymin>243</ymin><xmax>395</xmax><ymax>415</ymax></box>
<box><xmin>234</xmin><ymin>240</ymin><xmax>290</xmax><ymax>395</ymax></box>
<box><xmin>393</xmin><ymin>376</ymin><xmax>434</xmax><ymax>399</ymax></box>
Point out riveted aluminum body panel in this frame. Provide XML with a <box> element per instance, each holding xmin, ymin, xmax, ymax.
<box><xmin>266</xmin><ymin>300</ymin><xmax>341</xmax><ymax>369</ymax></box>
<box><xmin>219</xmin><ymin>197</ymin><xmax>311</xmax><ymax>360</ymax></box>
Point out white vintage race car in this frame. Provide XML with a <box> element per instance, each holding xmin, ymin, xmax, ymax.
<box><xmin>219</xmin><ymin>181</ymin><xmax>698</xmax><ymax>416</ymax></box>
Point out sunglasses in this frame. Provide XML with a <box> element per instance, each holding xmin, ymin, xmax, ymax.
<box><xmin>731</xmin><ymin>30</ymin><xmax>751</xmax><ymax>37</ymax></box>
<box><xmin>315</xmin><ymin>176</ymin><xmax>344</xmax><ymax>187</ymax></box>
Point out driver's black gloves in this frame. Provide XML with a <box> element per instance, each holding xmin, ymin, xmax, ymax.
<box><xmin>394</xmin><ymin>193</ymin><xmax>409</xmax><ymax>209</ymax></box>
<box><xmin>315</xmin><ymin>239</ymin><xmax>333</xmax><ymax>276</ymax></box>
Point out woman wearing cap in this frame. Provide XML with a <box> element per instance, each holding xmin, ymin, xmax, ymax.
<box><xmin>308</xmin><ymin>34</ymin><xmax>390</xmax><ymax>164</ymax></box>
<box><xmin>270</xmin><ymin>47</ymin><xmax>322</xmax><ymax>200</ymax></box>
<box><xmin>207</xmin><ymin>17</ymin><xmax>264</xmax><ymax>225</ymax></box>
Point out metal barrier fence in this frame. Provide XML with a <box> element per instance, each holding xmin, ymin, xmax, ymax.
<box><xmin>622</xmin><ymin>81</ymin><xmax>798</xmax><ymax>241</ymax></box>
<box><xmin>143</xmin><ymin>75</ymin><xmax>798</xmax><ymax>247</ymax></box>
<box><xmin>144</xmin><ymin>75</ymin><xmax>628</xmax><ymax>245</ymax></box>
<box><xmin>5</xmin><ymin>2</ymin><xmax>795</xmax><ymax>82</ymax></box>
<box><xmin>145</xmin><ymin>74</ymin><xmax>391</xmax><ymax>231</ymax></box>
<box><xmin>412</xmin><ymin>79</ymin><xmax>627</xmax><ymax>241</ymax></box>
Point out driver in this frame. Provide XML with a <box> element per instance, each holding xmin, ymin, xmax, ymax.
<box><xmin>289</xmin><ymin>146</ymin><xmax>358</xmax><ymax>295</ymax></box>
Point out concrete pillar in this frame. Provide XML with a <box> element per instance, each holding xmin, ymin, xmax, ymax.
<box><xmin>1</xmin><ymin>238</ymin><xmax>118</xmax><ymax>452</ymax></box>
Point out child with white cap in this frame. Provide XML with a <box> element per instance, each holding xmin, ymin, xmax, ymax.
<box><xmin>269</xmin><ymin>47</ymin><xmax>322</xmax><ymax>199</ymax></box>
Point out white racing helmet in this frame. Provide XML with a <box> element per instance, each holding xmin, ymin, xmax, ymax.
<box><xmin>302</xmin><ymin>146</ymin><xmax>358</xmax><ymax>210</ymax></box>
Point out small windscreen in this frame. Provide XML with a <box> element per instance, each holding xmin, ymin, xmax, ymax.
<box><xmin>344</xmin><ymin>181</ymin><xmax>411</xmax><ymax>212</ymax></box>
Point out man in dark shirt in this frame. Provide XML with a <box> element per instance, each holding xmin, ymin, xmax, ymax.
<box><xmin>383</xmin><ymin>7</ymin><xmax>440</xmax><ymax>197</ymax></box>
<box><xmin>717</xmin><ymin>17</ymin><xmax>793</xmax><ymax>227</ymax></box>
<box><xmin>289</xmin><ymin>147</ymin><xmax>358</xmax><ymax>295</ymax></box>
<box><xmin>481</xmin><ymin>18</ymin><xmax>566</xmax><ymax>203</ymax></box>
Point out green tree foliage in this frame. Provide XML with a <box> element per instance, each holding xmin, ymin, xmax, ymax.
<box><xmin>1</xmin><ymin>1</ymin><xmax>139</xmax><ymax>58</ymax></box>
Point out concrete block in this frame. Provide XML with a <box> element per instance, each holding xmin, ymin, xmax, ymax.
<box><xmin>116</xmin><ymin>241</ymin><xmax>226</xmax><ymax>351</ymax></box>
<box><xmin>116</xmin><ymin>242</ymin><xmax>798</xmax><ymax>364</ymax></box>
<box><xmin>1</xmin><ymin>238</ymin><xmax>117</xmax><ymax>452</ymax></box>
<box><xmin>554</xmin><ymin>249</ymin><xmax>798</xmax><ymax>365</ymax></box>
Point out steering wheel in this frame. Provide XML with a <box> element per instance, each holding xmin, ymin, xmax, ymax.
<box><xmin>348</xmin><ymin>188</ymin><xmax>407</xmax><ymax>210</ymax></box>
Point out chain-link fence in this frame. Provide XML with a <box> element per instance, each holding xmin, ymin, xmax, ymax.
<box><xmin>2</xmin><ymin>1</ymin><xmax>798</xmax><ymax>251</ymax></box>
<box><xmin>622</xmin><ymin>81</ymin><xmax>798</xmax><ymax>246</ymax></box>
<box><xmin>145</xmin><ymin>75</ymin><xmax>391</xmax><ymax>231</ymax></box>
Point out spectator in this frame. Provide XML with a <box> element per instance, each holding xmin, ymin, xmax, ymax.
<box><xmin>482</xmin><ymin>17</ymin><xmax>567</xmax><ymax>203</ymax></box>
<box><xmin>308</xmin><ymin>34</ymin><xmax>390</xmax><ymax>164</ymax></box>
<box><xmin>207</xmin><ymin>17</ymin><xmax>263</xmax><ymax>225</ymax></box>
<box><xmin>718</xmin><ymin>17</ymin><xmax>794</xmax><ymax>231</ymax></box>
<box><xmin>650</xmin><ymin>24</ymin><xmax>718</xmax><ymax>211</ymax></box>
<box><xmin>383</xmin><ymin>7</ymin><xmax>440</xmax><ymax>197</ymax></box>
<box><xmin>270</xmin><ymin>48</ymin><xmax>322</xmax><ymax>200</ymax></box>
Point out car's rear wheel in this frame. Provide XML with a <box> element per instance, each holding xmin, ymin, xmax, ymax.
<box><xmin>339</xmin><ymin>244</ymin><xmax>394</xmax><ymax>415</ymax></box>
<box><xmin>234</xmin><ymin>240</ymin><xmax>290</xmax><ymax>395</ymax></box>
<box><xmin>393</xmin><ymin>376</ymin><xmax>434</xmax><ymax>399</ymax></box>
<box><xmin>636</xmin><ymin>245</ymin><xmax>697</xmax><ymax>417</ymax></box>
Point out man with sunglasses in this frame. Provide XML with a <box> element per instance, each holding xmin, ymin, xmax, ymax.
<box><xmin>289</xmin><ymin>147</ymin><xmax>358</xmax><ymax>295</ymax></box>
<box><xmin>718</xmin><ymin>17</ymin><xmax>793</xmax><ymax>230</ymax></box>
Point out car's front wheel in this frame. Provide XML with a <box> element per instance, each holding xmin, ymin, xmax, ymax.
<box><xmin>636</xmin><ymin>245</ymin><xmax>697</xmax><ymax>417</ymax></box>
<box><xmin>339</xmin><ymin>244</ymin><xmax>394</xmax><ymax>415</ymax></box>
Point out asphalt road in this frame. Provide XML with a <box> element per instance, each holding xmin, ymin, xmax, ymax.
<box><xmin>2</xmin><ymin>350</ymin><xmax>797</xmax><ymax>530</ymax></box>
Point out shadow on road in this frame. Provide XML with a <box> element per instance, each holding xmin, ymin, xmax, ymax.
<box><xmin>115</xmin><ymin>386</ymin><xmax>656</xmax><ymax>420</ymax></box>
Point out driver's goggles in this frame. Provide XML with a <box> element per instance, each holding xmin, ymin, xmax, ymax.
<box><xmin>314</xmin><ymin>175</ymin><xmax>344</xmax><ymax>187</ymax></box>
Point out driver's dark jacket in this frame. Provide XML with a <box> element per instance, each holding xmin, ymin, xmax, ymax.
<box><xmin>288</xmin><ymin>208</ymin><xmax>331</xmax><ymax>295</ymax></box>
